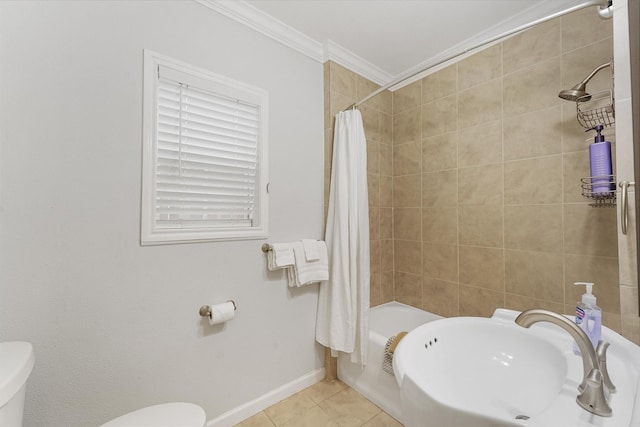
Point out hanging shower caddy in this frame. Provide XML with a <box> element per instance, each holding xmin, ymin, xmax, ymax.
<box><xmin>577</xmin><ymin>90</ymin><xmax>616</xmax><ymax>207</ymax></box>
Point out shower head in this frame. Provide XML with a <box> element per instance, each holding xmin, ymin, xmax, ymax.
<box><xmin>558</xmin><ymin>83</ymin><xmax>591</xmax><ymax>102</ymax></box>
<box><xmin>558</xmin><ymin>60</ymin><xmax>612</xmax><ymax>102</ymax></box>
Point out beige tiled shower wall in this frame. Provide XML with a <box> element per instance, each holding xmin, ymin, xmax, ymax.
<box><xmin>324</xmin><ymin>8</ymin><xmax>639</xmax><ymax>346</ymax></box>
<box><xmin>323</xmin><ymin>61</ymin><xmax>394</xmax><ymax>308</ymax></box>
<box><xmin>392</xmin><ymin>8</ymin><xmax>627</xmax><ymax>332</ymax></box>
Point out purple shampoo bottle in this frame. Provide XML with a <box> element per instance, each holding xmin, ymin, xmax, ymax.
<box><xmin>588</xmin><ymin>125</ymin><xmax>613</xmax><ymax>196</ymax></box>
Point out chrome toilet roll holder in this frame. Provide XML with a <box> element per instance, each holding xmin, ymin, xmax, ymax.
<box><xmin>199</xmin><ymin>300</ymin><xmax>237</xmax><ymax>318</ymax></box>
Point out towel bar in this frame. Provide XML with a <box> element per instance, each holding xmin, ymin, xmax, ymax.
<box><xmin>261</xmin><ymin>241</ymin><xmax>323</xmax><ymax>253</ymax></box>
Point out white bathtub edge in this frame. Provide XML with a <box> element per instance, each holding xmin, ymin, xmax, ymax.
<box><xmin>205</xmin><ymin>368</ymin><xmax>325</xmax><ymax>427</ymax></box>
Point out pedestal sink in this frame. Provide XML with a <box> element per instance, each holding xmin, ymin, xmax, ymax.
<box><xmin>393</xmin><ymin>309</ymin><xmax>640</xmax><ymax>427</ymax></box>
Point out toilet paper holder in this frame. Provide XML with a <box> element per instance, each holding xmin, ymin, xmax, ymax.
<box><xmin>199</xmin><ymin>300</ymin><xmax>237</xmax><ymax>318</ymax></box>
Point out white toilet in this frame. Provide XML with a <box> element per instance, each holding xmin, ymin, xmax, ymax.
<box><xmin>0</xmin><ymin>341</ymin><xmax>35</xmax><ymax>427</ymax></box>
<box><xmin>0</xmin><ymin>341</ymin><xmax>205</xmax><ymax>427</ymax></box>
<box><xmin>100</xmin><ymin>402</ymin><xmax>206</xmax><ymax>427</ymax></box>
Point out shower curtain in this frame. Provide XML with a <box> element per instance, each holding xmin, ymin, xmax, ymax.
<box><xmin>316</xmin><ymin>109</ymin><xmax>370</xmax><ymax>366</ymax></box>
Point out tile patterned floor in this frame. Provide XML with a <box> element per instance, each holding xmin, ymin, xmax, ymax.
<box><xmin>234</xmin><ymin>380</ymin><xmax>403</xmax><ymax>427</ymax></box>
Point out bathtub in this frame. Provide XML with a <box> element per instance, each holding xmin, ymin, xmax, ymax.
<box><xmin>337</xmin><ymin>301</ymin><xmax>442</xmax><ymax>421</ymax></box>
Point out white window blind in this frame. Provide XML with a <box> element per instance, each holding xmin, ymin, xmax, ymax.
<box><xmin>156</xmin><ymin>77</ymin><xmax>259</xmax><ymax>229</ymax></box>
<box><xmin>141</xmin><ymin>51</ymin><xmax>268</xmax><ymax>244</ymax></box>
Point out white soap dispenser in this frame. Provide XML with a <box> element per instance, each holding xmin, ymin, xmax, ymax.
<box><xmin>573</xmin><ymin>282</ymin><xmax>601</xmax><ymax>355</ymax></box>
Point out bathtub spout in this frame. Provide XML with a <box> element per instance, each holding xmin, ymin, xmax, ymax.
<box><xmin>515</xmin><ymin>309</ymin><xmax>611</xmax><ymax>417</ymax></box>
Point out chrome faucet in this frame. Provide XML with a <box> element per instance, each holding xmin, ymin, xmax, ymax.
<box><xmin>515</xmin><ymin>309</ymin><xmax>612</xmax><ymax>417</ymax></box>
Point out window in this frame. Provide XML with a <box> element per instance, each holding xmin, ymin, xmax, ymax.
<box><xmin>141</xmin><ymin>50</ymin><xmax>268</xmax><ymax>245</ymax></box>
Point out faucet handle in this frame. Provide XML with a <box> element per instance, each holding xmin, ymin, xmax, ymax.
<box><xmin>596</xmin><ymin>341</ymin><xmax>616</xmax><ymax>393</ymax></box>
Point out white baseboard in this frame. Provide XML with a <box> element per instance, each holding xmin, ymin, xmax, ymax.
<box><xmin>205</xmin><ymin>368</ymin><xmax>325</xmax><ymax>427</ymax></box>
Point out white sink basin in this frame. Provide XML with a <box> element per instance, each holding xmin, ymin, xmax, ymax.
<box><xmin>393</xmin><ymin>309</ymin><xmax>640</xmax><ymax>427</ymax></box>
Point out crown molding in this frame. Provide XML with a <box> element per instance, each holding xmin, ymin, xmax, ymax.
<box><xmin>195</xmin><ymin>0</ymin><xmax>394</xmax><ymax>86</ymax></box>
<box><xmin>324</xmin><ymin>40</ymin><xmax>393</xmax><ymax>86</ymax></box>
<box><xmin>196</xmin><ymin>0</ymin><xmax>324</xmax><ymax>62</ymax></box>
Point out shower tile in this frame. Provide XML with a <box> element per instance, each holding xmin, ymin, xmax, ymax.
<box><xmin>505</xmin><ymin>293</ymin><xmax>564</xmax><ymax>314</ymax></box>
<box><xmin>393</xmin><ymin>107</ymin><xmax>421</xmax><ymax>144</ymax></box>
<box><xmin>561</xmin><ymin>38</ymin><xmax>614</xmax><ymax>97</ymax></box>
<box><xmin>423</xmin><ymin>242</ymin><xmax>458</xmax><ymax>282</ymax></box>
<box><xmin>394</xmin><ymin>271</ymin><xmax>422</xmax><ymax>307</ymax></box>
<box><xmin>459</xmin><ymin>245</ymin><xmax>504</xmax><ymax>292</ymax></box>
<box><xmin>394</xmin><ymin>208</ymin><xmax>421</xmax><ymax>240</ymax></box>
<box><xmin>324</xmin><ymin>130</ymin><xmax>333</xmax><ymax>171</ymax></box>
<box><xmin>369</xmin><ymin>207</ymin><xmax>380</xmax><ymax>242</ymax></box>
<box><xmin>503</xmin><ymin>19</ymin><xmax>561</xmax><ymax>75</ymax></box>
<box><xmin>369</xmin><ymin>240</ymin><xmax>382</xmax><ymax>276</ymax></box>
<box><xmin>361</xmin><ymin>105</ymin><xmax>380</xmax><ymax>143</ymax></box>
<box><xmin>393</xmin><ymin>174</ymin><xmax>421</xmax><ymax>207</ymax></box>
<box><xmin>381</xmin><ymin>271</ymin><xmax>394</xmax><ymax>303</ymax></box>
<box><xmin>504</xmin><ymin>155</ymin><xmax>562</xmax><ymax>205</ymax></box>
<box><xmin>423</xmin><ymin>277</ymin><xmax>459</xmax><ymax>317</ymax></box>
<box><xmin>395</xmin><ymin>240</ymin><xmax>422</xmax><ymax>275</ymax></box>
<box><xmin>422</xmin><ymin>169</ymin><xmax>457</xmax><ymax>207</ymax></box>
<box><xmin>368</xmin><ymin>174</ymin><xmax>380</xmax><ymax>207</ymax></box>
<box><xmin>358</xmin><ymin>76</ymin><xmax>381</xmax><ymax>111</ymax></box>
<box><xmin>560</xmin><ymin>102</ymin><xmax>592</xmax><ymax>153</ymax></box>
<box><xmin>458</xmin><ymin>120</ymin><xmax>502</xmax><ymax>168</ymax></box>
<box><xmin>503</xmin><ymin>58</ymin><xmax>561</xmax><ymax>117</ymax></box>
<box><xmin>422</xmin><ymin>207</ymin><xmax>457</xmax><ymax>244</ymax></box>
<box><xmin>422</xmin><ymin>95</ymin><xmax>457</xmax><ymax>137</ymax></box>
<box><xmin>459</xmin><ymin>285</ymin><xmax>504</xmax><ymax>317</ymax></box>
<box><xmin>380</xmin><ymin>175</ymin><xmax>393</xmax><ymax>208</ymax></box>
<box><xmin>421</xmin><ymin>64</ymin><xmax>457</xmax><ymax>103</ymax></box>
<box><xmin>394</xmin><ymin>80</ymin><xmax>422</xmax><ymax>114</ymax></box>
<box><xmin>380</xmin><ymin>208</ymin><xmax>393</xmax><ymax>240</ymax></box>
<box><xmin>379</xmin><ymin>143</ymin><xmax>392</xmax><ymax>176</ymax></box>
<box><xmin>504</xmin><ymin>204</ymin><xmax>563</xmax><ymax>252</ymax></box>
<box><xmin>503</xmin><ymin>106</ymin><xmax>562</xmax><ymax>161</ymax></box>
<box><xmin>458</xmin><ymin>163</ymin><xmax>503</xmax><ymax>206</ymax></box>
<box><xmin>330</xmin><ymin>91</ymin><xmax>356</xmax><ymax>120</ymax></box>
<box><xmin>458</xmin><ymin>44</ymin><xmax>502</xmax><ymax>91</ymax></box>
<box><xmin>564</xmin><ymin>203</ymin><xmax>617</xmax><ymax>257</ymax></box>
<box><xmin>562</xmin><ymin>150</ymin><xmax>590</xmax><ymax>203</ymax></box>
<box><xmin>458</xmin><ymin>205</ymin><xmax>504</xmax><ymax>248</ymax></box>
<box><xmin>565</xmin><ymin>253</ymin><xmax>620</xmax><ymax>314</ymax></box>
<box><xmin>504</xmin><ymin>249</ymin><xmax>564</xmax><ymax>301</ymax></box>
<box><xmin>393</xmin><ymin>141</ymin><xmax>421</xmax><ymax>176</ymax></box>
<box><xmin>562</xmin><ymin>6</ymin><xmax>613</xmax><ymax>53</ymax></box>
<box><xmin>379</xmin><ymin>112</ymin><xmax>392</xmax><ymax>144</ymax></box>
<box><xmin>422</xmin><ymin>131</ymin><xmax>457</xmax><ymax>173</ymax></box>
<box><xmin>329</xmin><ymin>61</ymin><xmax>357</xmax><ymax>99</ymax></box>
<box><xmin>367</xmin><ymin>141</ymin><xmax>380</xmax><ymax>175</ymax></box>
<box><xmin>457</xmin><ymin>79</ymin><xmax>502</xmax><ymax>130</ymax></box>
<box><xmin>381</xmin><ymin>239</ymin><xmax>394</xmax><ymax>273</ymax></box>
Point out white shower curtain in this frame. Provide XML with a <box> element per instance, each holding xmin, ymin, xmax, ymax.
<box><xmin>316</xmin><ymin>109</ymin><xmax>370</xmax><ymax>366</ymax></box>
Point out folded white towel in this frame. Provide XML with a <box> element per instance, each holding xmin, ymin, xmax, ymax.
<box><xmin>288</xmin><ymin>241</ymin><xmax>329</xmax><ymax>287</ymax></box>
<box><xmin>302</xmin><ymin>239</ymin><xmax>321</xmax><ymax>261</ymax></box>
<box><xmin>267</xmin><ymin>243</ymin><xmax>295</xmax><ymax>271</ymax></box>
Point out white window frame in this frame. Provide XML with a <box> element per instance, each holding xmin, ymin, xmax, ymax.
<box><xmin>141</xmin><ymin>50</ymin><xmax>268</xmax><ymax>245</ymax></box>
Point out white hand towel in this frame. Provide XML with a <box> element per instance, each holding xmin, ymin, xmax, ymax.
<box><xmin>267</xmin><ymin>243</ymin><xmax>295</xmax><ymax>271</ymax></box>
<box><xmin>288</xmin><ymin>241</ymin><xmax>329</xmax><ymax>286</ymax></box>
<box><xmin>302</xmin><ymin>239</ymin><xmax>321</xmax><ymax>261</ymax></box>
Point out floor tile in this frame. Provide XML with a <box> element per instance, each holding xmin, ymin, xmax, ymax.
<box><xmin>362</xmin><ymin>412</ymin><xmax>403</xmax><ymax>427</ymax></box>
<box><xmin>318</xmin><ymin>388</ymin><xmax>382</xmax><ymax>427</ymax></box>
<box><xmin>234</xmin><ymin>411</ymin><xmax>276</xmax><ymax>427</ymax></box>
<box><xmin>264</xmin><ymin>391</ymin><xmax>317</xmax><ymax>426</ymax></box>
<box><xmin>303</xmin><ymin>379</ymin><xmax>348</xmax><ymax>404</ymax></box>
<box><xmin>281</xmin><ymin>405</ymin><xmax>341</xmax><ymax>427</ymax></box>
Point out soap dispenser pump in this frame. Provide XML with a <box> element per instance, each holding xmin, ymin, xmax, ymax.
<box><xmin>573</xmin><ymin>282</ymin><xmax>602</xmax><ymax>355</ymax></box>
<box><xmin>587</xmin><ymin>125</ymin><xmax>613</xmax><ymax>195</ymax></box>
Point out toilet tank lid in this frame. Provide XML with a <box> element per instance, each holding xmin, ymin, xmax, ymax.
<box><xmin>100</xmin><ymin>402</ymin><xmax>206</xmax><ymax>427</ymax></box>
<box><xmin>0</xmin><ymin>341</ymin><xmax>35</xmax><ymax>408</ymax></box>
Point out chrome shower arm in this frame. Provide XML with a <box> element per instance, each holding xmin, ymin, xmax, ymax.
<box><xmin>578</xmin><ymin>60</ymin><xmax>613</xmax><ymax>86</ymax></box>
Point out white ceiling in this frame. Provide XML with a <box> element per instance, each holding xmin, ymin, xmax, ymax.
<box><xmin>238</xmin><ymin>0</ymin><xmax>597</xmax><ymax>86</ymax></box>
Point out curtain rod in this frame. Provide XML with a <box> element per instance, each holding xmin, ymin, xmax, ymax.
<box><xmin>344</xmin><ymin>0</ymin><xmax>611</xmax><ymax>111</ymax></box>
